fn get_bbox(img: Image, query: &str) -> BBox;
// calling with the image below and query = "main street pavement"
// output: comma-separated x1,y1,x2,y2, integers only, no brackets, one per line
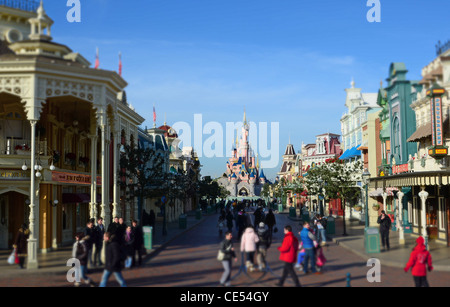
0,208,449,287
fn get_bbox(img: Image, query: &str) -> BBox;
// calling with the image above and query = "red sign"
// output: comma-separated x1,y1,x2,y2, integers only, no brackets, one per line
392,164,409,175
52,171,101,185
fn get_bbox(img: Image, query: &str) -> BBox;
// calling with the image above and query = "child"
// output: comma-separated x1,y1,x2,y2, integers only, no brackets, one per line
404,236,433,287
295,241,306,272
315,244,327,272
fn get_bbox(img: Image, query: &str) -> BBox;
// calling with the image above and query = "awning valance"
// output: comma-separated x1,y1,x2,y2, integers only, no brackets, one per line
407,122,432,143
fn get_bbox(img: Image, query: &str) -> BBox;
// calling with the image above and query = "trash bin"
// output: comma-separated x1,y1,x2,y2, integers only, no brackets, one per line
325,216,335,235
143,226,153,250
365,227,380,253
302,213,310,223
289,206,296,218
278,203,284,213
179,214,187,229
196,209,202,220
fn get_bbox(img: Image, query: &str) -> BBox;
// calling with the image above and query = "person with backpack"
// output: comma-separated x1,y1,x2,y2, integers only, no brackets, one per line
404,236,433,287
99,232,127,287
218,231,237,287
72,233,94,287
377,210,392,251
256,222,271,271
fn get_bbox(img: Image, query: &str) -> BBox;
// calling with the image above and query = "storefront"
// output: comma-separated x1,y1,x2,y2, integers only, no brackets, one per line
371,171,450,246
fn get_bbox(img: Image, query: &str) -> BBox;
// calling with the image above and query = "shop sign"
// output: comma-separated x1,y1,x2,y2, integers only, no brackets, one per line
392,164,409,175
52,171,101,185
0,169,30,180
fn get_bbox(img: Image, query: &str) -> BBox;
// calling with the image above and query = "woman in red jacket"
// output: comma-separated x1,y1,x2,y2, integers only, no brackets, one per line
275,225,301,287
404,236,433,287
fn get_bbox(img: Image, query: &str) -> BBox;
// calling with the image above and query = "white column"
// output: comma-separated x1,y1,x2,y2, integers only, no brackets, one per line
397,190,405,245
27,120,39,269
89,135,98,219
112,133,119,219
382,191,388,212
100,123,110,228
418,187,429,249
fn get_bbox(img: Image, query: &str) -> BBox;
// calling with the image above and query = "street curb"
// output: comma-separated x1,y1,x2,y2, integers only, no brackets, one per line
143,215,212,263
330,236,450,272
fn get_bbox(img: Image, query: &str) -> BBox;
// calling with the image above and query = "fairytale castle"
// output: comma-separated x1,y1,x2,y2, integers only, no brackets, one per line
218,111,266,198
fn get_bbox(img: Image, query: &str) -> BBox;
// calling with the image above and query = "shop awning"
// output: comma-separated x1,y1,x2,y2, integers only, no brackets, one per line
407,122,432,143
62,193,100,204
339,148,352,160
340,145,361,160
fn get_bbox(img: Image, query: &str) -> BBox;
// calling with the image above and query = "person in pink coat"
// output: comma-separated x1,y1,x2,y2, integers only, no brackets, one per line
404,236,433,287
240,227,259,272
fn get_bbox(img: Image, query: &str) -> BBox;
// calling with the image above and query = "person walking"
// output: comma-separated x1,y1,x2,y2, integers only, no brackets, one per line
377,210,392,251
99,232,127,287
131,220,144,267
93,217,105,267
275,225,301,287
264,209,276,238
256,222,271,271
404,236,433,287
316,215,327,246
72,233,94,287
83,220,96,268
124,226,135,269
300,222,321,275
13,223,30,269
240,226,259,272
219,231,238,287
236,210,247,239
226,210,234,233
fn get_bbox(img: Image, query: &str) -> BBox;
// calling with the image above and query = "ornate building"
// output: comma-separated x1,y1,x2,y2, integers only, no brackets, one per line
0,1,146,268
218,112,265,198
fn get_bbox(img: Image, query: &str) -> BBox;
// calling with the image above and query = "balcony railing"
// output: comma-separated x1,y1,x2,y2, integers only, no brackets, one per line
0,0,39,12
0,138,47,156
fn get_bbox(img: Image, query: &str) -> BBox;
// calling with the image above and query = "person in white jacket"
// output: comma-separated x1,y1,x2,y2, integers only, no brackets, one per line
240,227,259,272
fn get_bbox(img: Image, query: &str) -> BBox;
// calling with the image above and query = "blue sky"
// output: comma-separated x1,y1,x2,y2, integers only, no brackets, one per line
43,0,450,180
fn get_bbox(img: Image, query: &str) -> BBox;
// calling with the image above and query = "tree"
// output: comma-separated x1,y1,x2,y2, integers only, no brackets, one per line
305,159,363,235
119,143,167,222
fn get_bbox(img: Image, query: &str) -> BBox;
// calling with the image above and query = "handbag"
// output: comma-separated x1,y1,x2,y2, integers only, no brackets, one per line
217,250,225,261
14,250,19,264
7,250,15,265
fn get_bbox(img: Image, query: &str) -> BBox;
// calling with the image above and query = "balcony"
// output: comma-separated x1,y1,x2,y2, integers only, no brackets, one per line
0,138,47,156
0,0,39,12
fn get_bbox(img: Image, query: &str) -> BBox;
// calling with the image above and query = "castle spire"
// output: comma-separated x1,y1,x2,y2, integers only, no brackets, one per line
243,107,247,124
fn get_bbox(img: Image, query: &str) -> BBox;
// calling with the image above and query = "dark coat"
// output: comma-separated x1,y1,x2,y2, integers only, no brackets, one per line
226,212,234,229
94,224,105,246
75,240,89,266
132,226,144,249
14,228,30,256
83,227,95,249
107,222,119,235
264,211,276,228
105,240,122,272
257,227,271,250
377,215,392,232
219,239,236,261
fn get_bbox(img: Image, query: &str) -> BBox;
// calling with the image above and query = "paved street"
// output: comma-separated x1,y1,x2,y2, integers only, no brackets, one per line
0,210,449,287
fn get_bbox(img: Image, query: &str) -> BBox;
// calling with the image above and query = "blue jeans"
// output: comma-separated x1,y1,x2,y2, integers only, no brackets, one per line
319,229,327,243
220,260,232,286
80,265,90,281
99,270,127,287
303,248,316,273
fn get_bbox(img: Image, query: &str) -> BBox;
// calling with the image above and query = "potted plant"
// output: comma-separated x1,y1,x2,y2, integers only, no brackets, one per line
79,156,90,167
15,144,30,155
354,205,363,212
372,204,380,211
65,152,76,166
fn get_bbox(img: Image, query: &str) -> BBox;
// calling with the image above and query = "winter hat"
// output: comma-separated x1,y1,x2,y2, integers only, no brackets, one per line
259,222,265,228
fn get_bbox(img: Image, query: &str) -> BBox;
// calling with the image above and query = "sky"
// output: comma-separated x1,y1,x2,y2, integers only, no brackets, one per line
40,0,450,180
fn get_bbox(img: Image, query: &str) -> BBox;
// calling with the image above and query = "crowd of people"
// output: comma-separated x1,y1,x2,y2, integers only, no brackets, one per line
71,216,145,287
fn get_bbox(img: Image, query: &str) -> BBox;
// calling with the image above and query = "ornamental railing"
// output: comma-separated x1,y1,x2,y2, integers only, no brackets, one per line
0,0,39,12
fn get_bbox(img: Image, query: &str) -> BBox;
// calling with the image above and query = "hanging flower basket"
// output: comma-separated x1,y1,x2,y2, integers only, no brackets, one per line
15,144,30,155
372,204,380,211
354,206,362,212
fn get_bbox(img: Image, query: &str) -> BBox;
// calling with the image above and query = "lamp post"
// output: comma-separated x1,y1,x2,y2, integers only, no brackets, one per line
362,168,371,229
318,178,324,216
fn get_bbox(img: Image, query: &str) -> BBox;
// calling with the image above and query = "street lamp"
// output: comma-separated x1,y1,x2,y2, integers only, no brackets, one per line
318,178,324,216
362,168,371,229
